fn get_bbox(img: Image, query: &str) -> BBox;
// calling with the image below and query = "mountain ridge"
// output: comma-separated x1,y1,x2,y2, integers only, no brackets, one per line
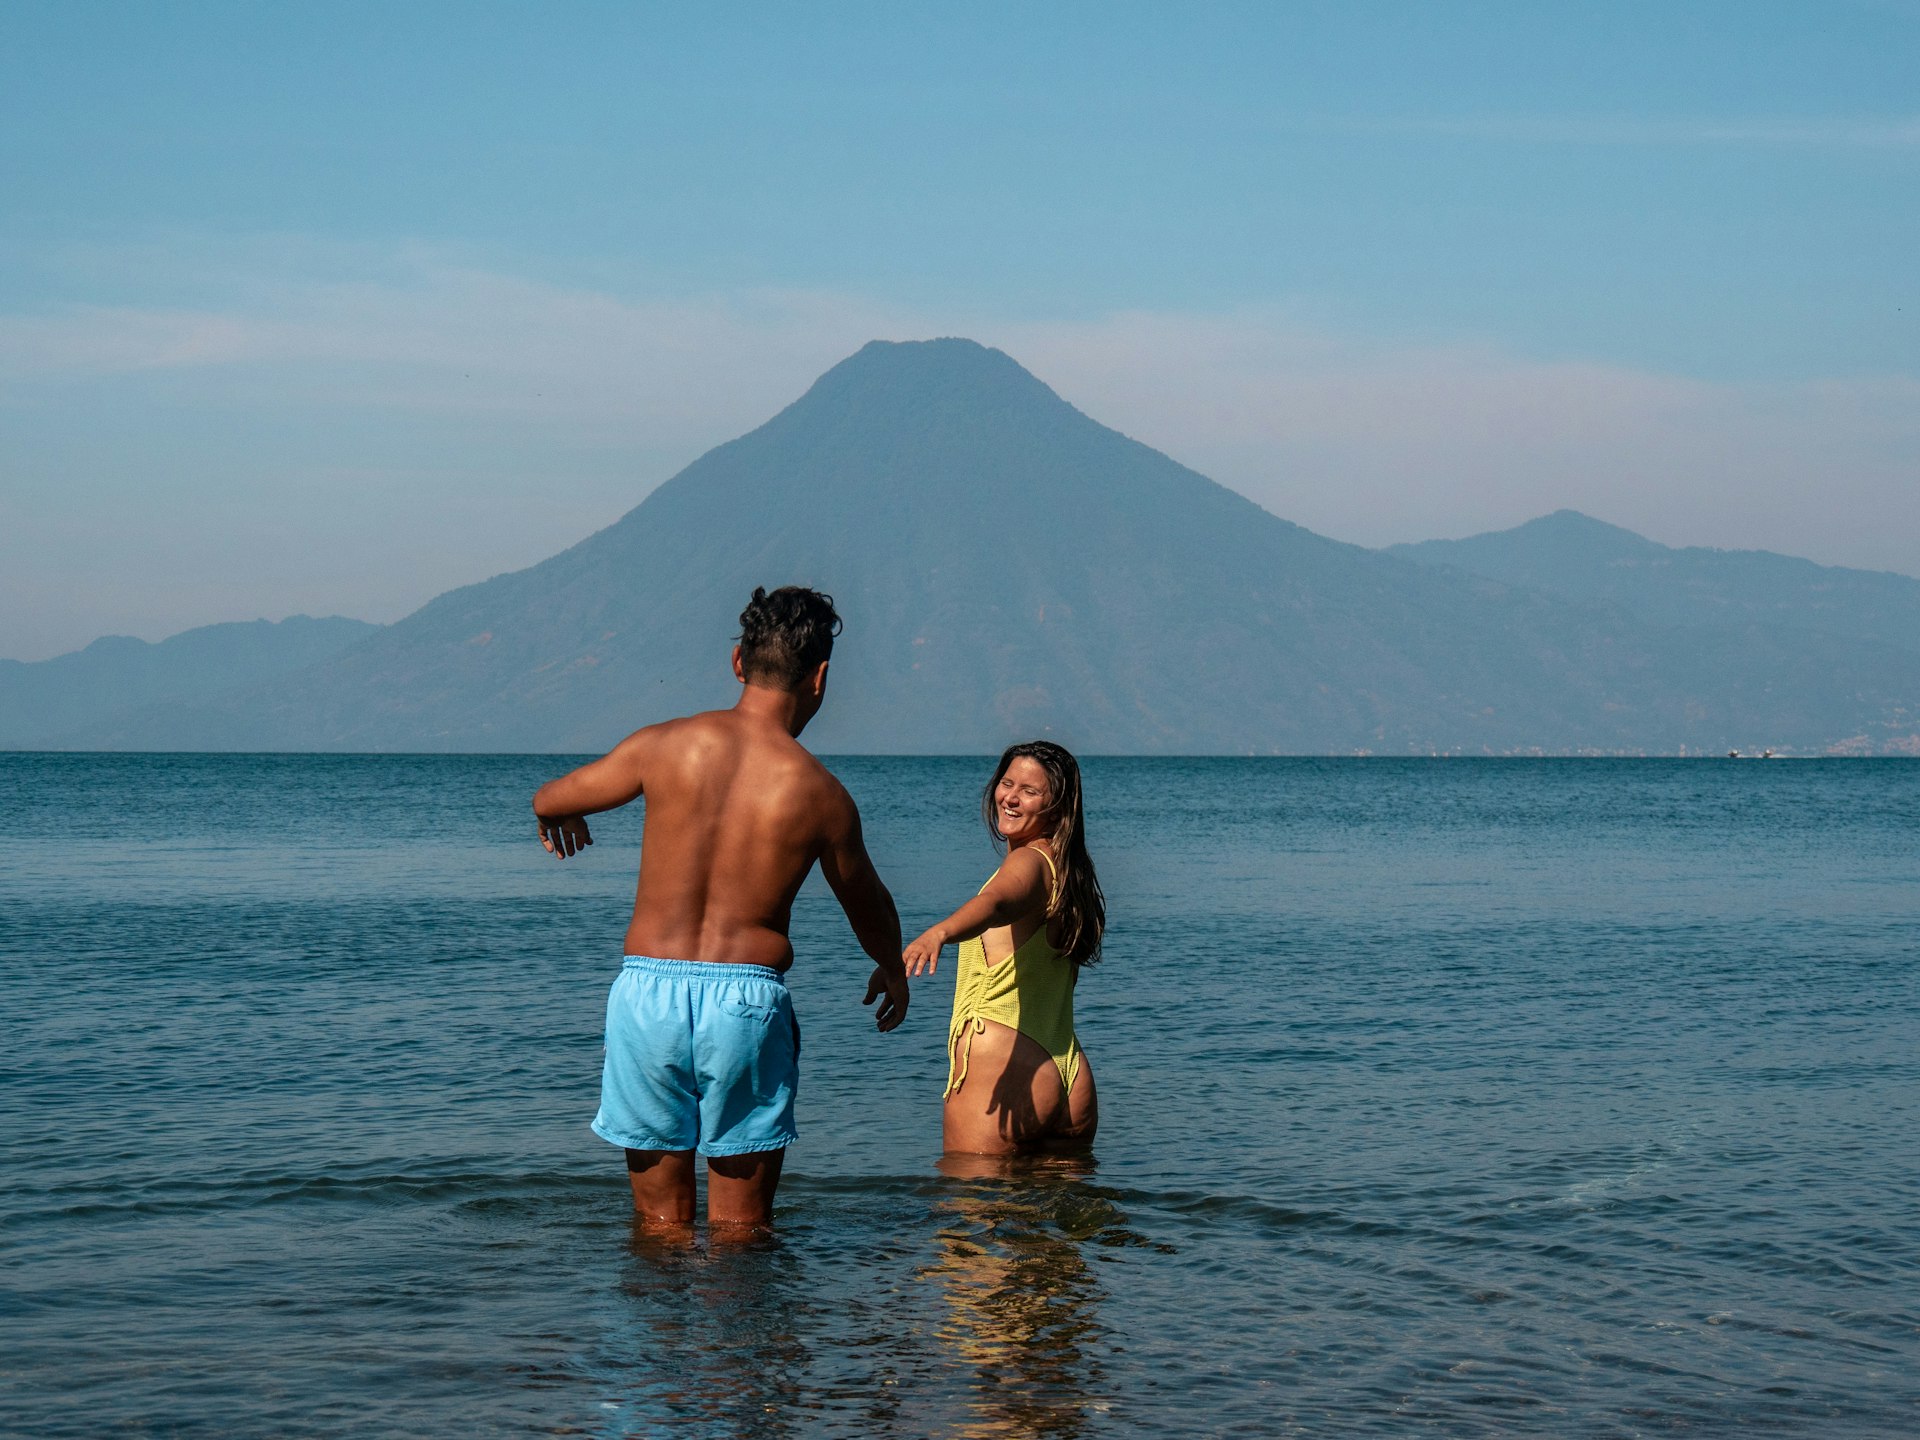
13,339,1920,755
0,615,381,749
1392,510,1920,654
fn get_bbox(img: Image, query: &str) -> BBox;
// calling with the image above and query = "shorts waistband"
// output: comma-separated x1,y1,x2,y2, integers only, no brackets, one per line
622,955,788,985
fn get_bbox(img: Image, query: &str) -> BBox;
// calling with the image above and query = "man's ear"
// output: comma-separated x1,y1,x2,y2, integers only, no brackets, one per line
807,659,830,699
732,645,747,684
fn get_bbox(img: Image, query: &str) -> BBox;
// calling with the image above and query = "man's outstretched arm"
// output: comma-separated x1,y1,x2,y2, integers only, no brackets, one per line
530,729,651,859
818,789,908,1032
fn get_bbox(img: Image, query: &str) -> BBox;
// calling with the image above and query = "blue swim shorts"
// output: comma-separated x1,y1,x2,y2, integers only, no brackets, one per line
591,956,800,1157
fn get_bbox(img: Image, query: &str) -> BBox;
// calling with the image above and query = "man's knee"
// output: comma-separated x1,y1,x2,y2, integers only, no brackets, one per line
707,1148,784,1184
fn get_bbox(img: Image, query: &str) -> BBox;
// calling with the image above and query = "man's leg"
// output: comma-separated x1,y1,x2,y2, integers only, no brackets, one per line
706,1149,785,1229
625,1147,697,1224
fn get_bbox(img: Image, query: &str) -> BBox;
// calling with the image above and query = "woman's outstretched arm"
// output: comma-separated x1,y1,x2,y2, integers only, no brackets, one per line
902,847,1051,976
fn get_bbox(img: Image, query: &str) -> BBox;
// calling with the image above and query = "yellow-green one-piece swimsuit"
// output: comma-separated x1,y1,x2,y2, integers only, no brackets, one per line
944,847,1082,1097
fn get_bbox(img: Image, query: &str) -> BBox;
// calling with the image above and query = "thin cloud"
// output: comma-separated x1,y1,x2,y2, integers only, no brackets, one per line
1005,310,1920,575
1296,113,1920,148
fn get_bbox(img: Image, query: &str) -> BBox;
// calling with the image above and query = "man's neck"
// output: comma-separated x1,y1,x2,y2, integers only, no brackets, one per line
734,682,810,737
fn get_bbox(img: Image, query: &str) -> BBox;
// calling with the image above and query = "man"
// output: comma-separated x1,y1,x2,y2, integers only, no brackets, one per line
532,586,907,1229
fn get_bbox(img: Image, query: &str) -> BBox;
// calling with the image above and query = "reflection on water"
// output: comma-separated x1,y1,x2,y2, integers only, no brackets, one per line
591,1159,1163,1439
922,1155,1155,1439
603,1225,811,1439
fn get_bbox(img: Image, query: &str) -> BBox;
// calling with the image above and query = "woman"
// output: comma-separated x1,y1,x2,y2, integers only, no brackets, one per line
903,740,1106,1154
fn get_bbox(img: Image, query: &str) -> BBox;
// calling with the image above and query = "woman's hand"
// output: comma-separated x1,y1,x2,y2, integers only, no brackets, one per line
902,927,947,976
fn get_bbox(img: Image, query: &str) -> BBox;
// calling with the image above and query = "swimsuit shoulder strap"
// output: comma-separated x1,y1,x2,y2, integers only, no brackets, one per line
1024,845,1060,908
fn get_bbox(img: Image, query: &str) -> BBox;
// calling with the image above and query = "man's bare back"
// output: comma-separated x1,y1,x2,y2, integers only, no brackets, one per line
536,705,895,977
531,588,905,1229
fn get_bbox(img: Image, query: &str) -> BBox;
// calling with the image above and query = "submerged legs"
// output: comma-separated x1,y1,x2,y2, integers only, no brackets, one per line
623,1146,785,1230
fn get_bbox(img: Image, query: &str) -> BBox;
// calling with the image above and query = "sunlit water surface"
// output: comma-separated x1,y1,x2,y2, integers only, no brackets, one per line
3,755,1917,1437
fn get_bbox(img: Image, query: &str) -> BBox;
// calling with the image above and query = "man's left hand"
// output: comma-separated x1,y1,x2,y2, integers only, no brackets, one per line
863,965,909,1032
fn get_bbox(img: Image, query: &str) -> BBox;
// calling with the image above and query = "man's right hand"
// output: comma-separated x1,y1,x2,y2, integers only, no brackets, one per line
862,966,909,1032
537,814,593,858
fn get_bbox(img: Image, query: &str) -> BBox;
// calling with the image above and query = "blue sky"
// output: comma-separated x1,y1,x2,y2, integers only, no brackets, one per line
3,0,1916,658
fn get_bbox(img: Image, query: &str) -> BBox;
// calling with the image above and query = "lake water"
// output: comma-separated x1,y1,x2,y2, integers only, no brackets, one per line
3,754,1917,1437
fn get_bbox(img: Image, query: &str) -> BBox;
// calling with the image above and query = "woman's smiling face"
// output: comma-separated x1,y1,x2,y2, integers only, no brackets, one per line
993,756,1053,845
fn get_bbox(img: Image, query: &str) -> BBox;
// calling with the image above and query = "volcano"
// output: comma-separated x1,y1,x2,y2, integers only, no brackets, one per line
66,338,1920,754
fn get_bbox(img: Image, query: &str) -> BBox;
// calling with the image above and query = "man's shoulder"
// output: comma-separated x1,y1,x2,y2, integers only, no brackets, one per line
631,708,741,754
809,760,854,809
778,739,848,806
655,710,842,792
761,740,853,823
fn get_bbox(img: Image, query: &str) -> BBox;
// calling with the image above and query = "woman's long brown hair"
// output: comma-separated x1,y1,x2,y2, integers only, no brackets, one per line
980,740,1106,966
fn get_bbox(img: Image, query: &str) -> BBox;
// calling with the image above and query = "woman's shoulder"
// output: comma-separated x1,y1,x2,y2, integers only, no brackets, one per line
1008,840,1058,868
1008,842,1060,899
993,843,1056,885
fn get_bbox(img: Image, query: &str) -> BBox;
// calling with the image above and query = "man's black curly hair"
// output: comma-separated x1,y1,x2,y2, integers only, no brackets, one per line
737,586,842,690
